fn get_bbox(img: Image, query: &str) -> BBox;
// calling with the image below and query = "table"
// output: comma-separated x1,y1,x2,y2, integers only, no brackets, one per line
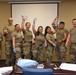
2,71,13,75
13,63,76,75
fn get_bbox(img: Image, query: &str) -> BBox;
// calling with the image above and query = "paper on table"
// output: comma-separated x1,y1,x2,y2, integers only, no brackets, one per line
37,64,44,69
0,66,13,74
59,63,76,71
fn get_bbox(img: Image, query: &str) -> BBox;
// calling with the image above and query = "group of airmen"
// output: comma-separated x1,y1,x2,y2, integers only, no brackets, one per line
0,16,76,70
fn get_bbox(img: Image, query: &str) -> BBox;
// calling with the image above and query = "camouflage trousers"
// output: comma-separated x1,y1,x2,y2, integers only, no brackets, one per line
70,44,76,63
0,42,2,59
31,44,37,60
32,43,44,62
46,45,54,63
5,41,14,66
15,43,22,63
14,43,22,70
56,42,66,63
23,42,32,59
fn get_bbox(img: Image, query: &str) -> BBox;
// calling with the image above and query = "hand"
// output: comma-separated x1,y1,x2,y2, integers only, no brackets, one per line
52,43,56,47
22,15,28,21
32,40,35,44
33,18,37,24
65,43,68,48
4,30,8,34
55,16,59,20
54,16,59,26
0,39,2,41
45,44,48,48
54,20,58,27
58,40,62,43
13,48,16,53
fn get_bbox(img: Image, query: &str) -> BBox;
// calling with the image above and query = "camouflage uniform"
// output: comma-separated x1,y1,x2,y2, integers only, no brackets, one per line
32,34,45,62
69,27,76,63
0,32,3,59
12,31,23,63
56,28,68,63
3,24,14,66
23,30,33,59
31,43,37,60
46,33,55,63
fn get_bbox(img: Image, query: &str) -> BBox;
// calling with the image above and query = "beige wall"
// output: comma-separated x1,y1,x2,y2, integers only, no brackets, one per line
0,2,10,59
59,0,76,30
0,0,76,61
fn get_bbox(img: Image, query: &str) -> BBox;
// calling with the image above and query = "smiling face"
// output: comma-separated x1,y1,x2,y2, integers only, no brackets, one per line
38,26,43,34
72,19,76,27
59,22,65,29
8,18,13,25
15,24,20,32
45,26,51,36
47,27,51,34
59,24,64,29
25,22,31,30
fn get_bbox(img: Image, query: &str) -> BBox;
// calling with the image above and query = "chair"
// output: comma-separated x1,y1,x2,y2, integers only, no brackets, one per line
22,68,53,75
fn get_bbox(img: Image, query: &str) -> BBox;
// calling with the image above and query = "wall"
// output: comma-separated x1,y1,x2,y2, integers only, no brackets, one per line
59,0,76,30
0,1,10,59
0,0,76,62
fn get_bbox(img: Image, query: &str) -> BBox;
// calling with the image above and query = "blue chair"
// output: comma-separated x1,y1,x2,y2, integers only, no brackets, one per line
22,68,53,75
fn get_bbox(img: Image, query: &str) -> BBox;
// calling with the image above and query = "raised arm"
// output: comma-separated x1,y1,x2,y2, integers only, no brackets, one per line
21,18,25,30
32,18,37,34
51,16,59,26
51,16,59,29
51,29,56,34
21,15,28,30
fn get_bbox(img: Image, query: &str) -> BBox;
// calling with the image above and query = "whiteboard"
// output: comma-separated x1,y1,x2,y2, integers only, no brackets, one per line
12,3,58,34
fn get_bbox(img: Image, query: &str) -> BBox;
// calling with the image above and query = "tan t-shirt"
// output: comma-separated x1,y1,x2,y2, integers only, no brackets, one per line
23,29,33,42
3,24,14,41
56,28,68,41
35,34,45,45
69,27,76,43
46,33,55,45
12,31,23,43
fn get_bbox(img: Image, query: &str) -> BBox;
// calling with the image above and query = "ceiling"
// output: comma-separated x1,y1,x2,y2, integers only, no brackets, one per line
0,0,61,1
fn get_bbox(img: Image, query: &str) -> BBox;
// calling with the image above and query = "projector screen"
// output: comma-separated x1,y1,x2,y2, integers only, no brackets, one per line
12,3,58,36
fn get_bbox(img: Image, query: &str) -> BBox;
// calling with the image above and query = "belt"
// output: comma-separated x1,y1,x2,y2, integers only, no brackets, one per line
16,42,22,43
24,41,32,43
71,43,76,45
55,39,57,41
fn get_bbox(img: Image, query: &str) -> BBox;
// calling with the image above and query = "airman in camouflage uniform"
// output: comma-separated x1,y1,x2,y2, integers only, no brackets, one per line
45,26,56,63
52,21,68,63
3,18,14,66
32,21,45,62
21,18,34,59
12,24,23,70
23,29,33,59
66,19,76,63
33,34,45,62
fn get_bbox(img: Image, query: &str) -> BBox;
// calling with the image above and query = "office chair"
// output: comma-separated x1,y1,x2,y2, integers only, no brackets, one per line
22,68,53,75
